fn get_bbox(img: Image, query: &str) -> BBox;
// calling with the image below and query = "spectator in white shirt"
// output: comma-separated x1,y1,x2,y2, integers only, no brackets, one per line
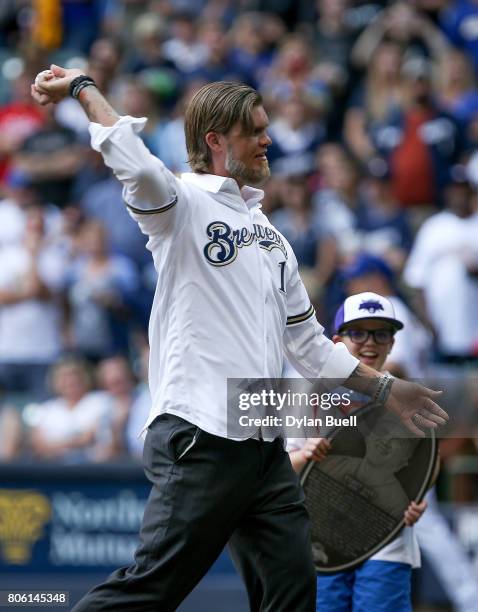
0,169,63,248
94,355,139,461
404,170,478,363
29,357,109,463
0,205,67,398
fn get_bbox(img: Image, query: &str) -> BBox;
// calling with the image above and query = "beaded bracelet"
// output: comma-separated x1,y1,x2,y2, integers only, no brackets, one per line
69,75,97,100
372,373,394,405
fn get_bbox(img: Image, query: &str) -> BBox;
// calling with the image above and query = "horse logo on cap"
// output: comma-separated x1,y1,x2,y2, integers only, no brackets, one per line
359,300,384,314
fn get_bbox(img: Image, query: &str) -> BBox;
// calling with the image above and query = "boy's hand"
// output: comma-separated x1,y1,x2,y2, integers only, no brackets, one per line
303,438,331,462
403,500,427,526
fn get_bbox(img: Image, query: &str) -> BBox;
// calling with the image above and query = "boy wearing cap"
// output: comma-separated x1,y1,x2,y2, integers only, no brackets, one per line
288,291,427,612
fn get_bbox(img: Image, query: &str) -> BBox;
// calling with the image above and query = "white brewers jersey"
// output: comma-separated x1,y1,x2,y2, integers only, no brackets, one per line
90,116,359,439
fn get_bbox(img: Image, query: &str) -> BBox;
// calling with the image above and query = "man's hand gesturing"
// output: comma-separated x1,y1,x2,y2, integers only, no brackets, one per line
31,64,85,105
386,378,448,437
348,364,449,438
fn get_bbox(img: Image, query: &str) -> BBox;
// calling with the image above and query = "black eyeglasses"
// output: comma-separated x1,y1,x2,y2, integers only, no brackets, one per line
339,328,395,345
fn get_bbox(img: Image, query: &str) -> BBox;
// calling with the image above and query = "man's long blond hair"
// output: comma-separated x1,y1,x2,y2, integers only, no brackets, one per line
184,81,262,174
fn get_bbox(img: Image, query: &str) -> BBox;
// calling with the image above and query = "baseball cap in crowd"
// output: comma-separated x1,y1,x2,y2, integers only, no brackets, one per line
342,253,395,284
6,168,34,189
333,292,404,334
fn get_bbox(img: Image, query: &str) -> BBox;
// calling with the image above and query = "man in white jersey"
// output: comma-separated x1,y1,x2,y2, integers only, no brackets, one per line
32,66,448,612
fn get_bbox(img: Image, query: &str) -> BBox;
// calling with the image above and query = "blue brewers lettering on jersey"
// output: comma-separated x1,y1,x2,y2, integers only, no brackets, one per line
204,221,288,266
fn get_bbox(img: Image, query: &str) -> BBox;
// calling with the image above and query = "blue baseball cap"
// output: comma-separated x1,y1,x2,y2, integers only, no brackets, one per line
6,169,34,189
334,292,403,334
343,253,395,283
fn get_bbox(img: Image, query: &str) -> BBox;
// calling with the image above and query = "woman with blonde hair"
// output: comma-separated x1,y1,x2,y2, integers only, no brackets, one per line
437,48,478,122
344,40,405,162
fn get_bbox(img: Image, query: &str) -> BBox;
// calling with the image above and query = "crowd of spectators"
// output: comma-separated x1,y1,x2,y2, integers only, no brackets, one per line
0,0,477,483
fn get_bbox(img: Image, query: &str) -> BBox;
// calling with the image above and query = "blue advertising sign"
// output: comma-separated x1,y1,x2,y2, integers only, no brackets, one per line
0,464,150,574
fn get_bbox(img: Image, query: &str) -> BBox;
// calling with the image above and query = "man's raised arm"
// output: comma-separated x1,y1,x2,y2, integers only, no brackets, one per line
32,66,180,232
32,65,119,126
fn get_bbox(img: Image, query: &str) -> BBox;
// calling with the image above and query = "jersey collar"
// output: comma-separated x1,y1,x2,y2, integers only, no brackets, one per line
181,172,264,211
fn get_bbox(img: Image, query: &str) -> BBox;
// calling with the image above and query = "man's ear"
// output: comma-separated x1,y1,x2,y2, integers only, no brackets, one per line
387,337,395,354
332,334,341,345
205,131,224,153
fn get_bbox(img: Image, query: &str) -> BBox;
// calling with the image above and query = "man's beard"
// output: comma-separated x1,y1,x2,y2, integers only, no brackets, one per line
225,147,270,187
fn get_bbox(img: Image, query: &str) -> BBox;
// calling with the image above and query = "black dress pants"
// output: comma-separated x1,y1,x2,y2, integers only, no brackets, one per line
71,414,316,612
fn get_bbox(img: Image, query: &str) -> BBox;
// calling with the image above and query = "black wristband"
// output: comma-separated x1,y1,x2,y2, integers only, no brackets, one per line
69,75,97,99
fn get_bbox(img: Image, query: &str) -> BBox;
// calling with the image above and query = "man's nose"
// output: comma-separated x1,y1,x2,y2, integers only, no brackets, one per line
261,131,272,147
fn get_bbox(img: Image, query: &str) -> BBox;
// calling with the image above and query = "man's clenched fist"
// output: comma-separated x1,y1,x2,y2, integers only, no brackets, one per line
31,64,85,105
